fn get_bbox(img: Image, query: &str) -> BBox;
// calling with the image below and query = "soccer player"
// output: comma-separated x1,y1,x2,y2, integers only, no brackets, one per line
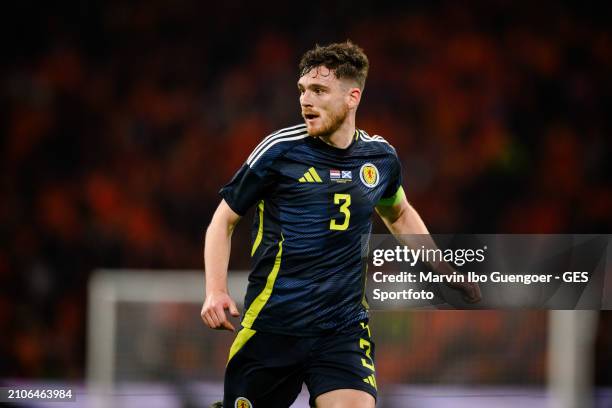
201,41,481,408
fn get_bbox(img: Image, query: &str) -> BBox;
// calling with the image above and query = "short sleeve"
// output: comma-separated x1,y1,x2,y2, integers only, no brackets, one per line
219,124,307,215
219,164,272,216
381,153,403,198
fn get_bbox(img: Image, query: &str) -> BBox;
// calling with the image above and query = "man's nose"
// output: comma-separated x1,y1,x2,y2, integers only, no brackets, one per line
300,91,312,107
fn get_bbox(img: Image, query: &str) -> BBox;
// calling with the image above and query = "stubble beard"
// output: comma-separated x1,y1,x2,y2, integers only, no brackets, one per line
306,104,349,138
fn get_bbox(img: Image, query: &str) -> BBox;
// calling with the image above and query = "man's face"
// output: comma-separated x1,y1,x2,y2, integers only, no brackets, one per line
298,66,352,137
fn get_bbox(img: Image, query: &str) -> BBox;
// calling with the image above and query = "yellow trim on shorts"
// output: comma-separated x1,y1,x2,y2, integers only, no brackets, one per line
227,327,256,364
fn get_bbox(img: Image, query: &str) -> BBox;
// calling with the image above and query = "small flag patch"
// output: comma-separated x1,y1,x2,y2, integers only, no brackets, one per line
330,169,352,183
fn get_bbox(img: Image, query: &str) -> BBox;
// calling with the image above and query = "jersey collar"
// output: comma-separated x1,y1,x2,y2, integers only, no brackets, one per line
309,129,359,156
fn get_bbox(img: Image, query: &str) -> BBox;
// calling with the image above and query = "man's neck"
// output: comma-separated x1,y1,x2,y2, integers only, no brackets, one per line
318,118,355,149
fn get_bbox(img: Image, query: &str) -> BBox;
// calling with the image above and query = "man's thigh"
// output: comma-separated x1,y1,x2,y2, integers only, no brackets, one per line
314,389,375,408
305,321,377,407
224,328,309,408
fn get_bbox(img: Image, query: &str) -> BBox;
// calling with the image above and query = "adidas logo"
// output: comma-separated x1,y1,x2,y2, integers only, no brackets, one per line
363,374,377,389
299,167,322,183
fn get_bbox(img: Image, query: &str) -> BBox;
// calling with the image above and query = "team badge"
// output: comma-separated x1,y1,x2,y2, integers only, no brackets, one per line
235,397,252,408
359,163,379,188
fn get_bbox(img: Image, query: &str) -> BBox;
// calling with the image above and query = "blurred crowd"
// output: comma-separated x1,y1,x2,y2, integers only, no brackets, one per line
1,1,610,382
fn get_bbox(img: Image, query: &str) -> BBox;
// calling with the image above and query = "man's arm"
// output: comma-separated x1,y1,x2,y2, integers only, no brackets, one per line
375,189,481,303
201,199,242,331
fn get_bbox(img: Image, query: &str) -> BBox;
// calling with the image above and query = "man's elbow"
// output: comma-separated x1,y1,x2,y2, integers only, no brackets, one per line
388,202,410,226
209,204,241,235
207,216,235,237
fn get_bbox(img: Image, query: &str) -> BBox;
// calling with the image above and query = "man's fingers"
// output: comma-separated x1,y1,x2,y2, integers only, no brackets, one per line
201,295,239,331
213,307,235,332
213,305,235,331
473,283,482,301
207,313,218,328
202,311,215,328
222,319,236,331
467,284,482,303
229,301,240,317
209,308,221,328
200,306,211,327
450,282,482,303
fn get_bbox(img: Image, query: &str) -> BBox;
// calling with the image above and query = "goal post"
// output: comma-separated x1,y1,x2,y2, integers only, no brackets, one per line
86,269,250,407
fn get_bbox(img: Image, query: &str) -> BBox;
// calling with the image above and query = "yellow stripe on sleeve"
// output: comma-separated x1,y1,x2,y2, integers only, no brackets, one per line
251,201,264,256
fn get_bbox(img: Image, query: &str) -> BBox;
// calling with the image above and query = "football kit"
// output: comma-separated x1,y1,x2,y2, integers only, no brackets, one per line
219,123,403,406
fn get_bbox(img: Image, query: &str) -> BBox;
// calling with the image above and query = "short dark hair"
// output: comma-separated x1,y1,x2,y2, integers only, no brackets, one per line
299,41,369,89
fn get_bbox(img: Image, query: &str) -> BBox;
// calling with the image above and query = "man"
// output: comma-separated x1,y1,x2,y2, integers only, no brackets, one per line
201,41,480,408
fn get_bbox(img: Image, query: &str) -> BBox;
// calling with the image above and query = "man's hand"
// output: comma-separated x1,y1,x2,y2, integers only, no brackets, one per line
447,280,482,304
201,291,240,331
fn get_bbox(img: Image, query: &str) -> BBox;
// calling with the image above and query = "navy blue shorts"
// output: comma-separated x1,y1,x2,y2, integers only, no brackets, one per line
223,321,377,407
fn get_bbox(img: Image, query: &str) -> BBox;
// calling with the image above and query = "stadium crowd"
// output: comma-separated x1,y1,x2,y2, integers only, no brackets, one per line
1,0,610,384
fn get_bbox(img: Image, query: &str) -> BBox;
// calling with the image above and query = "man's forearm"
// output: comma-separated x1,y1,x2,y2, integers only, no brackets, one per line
204,218,234,295
384,201,429,236
383,202,452,273
384,202,436,254
201,200,242,330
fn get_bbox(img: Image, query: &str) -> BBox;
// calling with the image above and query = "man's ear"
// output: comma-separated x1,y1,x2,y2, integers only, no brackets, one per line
347,87,362,109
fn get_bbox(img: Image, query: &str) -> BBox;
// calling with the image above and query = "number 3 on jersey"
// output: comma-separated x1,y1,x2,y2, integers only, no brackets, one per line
330,193,351,230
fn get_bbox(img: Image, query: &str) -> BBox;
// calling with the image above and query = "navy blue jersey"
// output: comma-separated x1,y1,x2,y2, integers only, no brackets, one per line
220,123,402,336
